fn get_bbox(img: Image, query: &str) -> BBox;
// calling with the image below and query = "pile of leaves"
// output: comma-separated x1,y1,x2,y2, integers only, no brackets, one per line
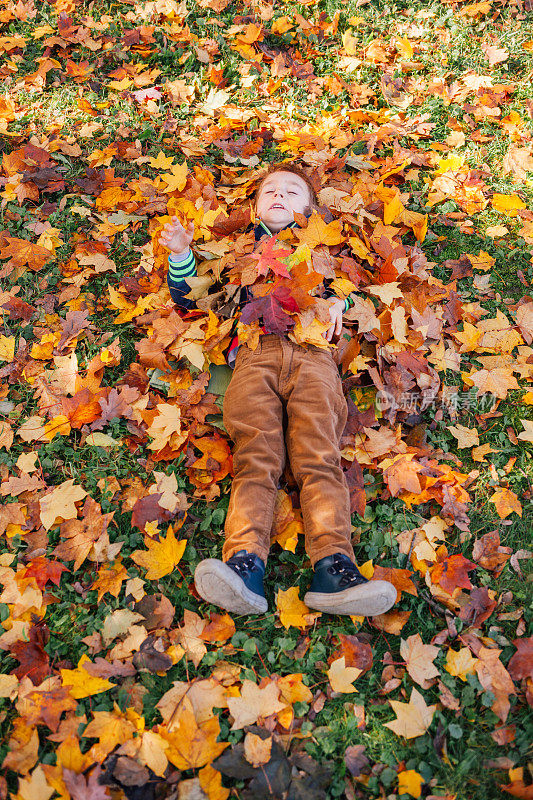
0,0,532,797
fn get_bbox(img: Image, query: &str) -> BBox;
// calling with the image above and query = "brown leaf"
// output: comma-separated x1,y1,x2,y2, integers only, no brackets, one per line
475,646,516,722
334,634,373,674
57,308,93,353
134,593,175,630
344,744,369,778
508,637,533,682
459,587,497,627
63,767,111,800
53,497,113,570
472,532,512,575
113,757,150,787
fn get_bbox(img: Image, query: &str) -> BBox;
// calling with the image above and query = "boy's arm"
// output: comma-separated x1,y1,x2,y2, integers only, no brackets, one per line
323,279,357,314
160,216,197,310
167,248,197,310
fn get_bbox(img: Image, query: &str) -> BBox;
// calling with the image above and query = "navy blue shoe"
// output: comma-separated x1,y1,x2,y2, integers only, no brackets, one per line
194,550,268,614
304,553,396,617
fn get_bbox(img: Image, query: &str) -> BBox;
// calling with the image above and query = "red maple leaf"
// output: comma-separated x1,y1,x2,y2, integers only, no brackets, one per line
431,554,477,594
241,286,299,335
9,622,51,683
21,556,68,590
251,236,292,278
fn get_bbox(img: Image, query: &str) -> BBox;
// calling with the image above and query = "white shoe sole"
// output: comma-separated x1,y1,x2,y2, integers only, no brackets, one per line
304,580,396,617
194,559,268,615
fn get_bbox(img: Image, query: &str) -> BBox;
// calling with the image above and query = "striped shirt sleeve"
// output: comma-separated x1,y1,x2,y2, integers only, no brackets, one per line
343,294,356,313
167,248,197,309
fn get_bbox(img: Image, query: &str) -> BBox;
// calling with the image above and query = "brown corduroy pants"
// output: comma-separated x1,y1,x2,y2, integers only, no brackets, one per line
222,334,354,566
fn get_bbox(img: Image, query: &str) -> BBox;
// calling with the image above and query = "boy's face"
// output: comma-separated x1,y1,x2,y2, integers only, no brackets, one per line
255,171,313,232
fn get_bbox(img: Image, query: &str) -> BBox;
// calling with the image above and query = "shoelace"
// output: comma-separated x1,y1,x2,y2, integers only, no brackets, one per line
229,555,259,575
327,558,366,588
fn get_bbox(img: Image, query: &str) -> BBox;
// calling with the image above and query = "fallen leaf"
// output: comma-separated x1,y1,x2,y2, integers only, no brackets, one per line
398,769,424,798
39,480,87,531
276,586,321,629
131,527,187,580
490,488,523,519
227,679,285,730
243,732,272,767
327,656,361,693
400,634,440,688
384,688,436,739
475,646,516,722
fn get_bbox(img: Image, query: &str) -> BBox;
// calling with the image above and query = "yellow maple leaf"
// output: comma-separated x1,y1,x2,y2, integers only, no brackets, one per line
468,250,495,271
490,488,522,519
445,647,479,681
161,161,188,193
82,707,137,756
400,634,440,688
60,654,116,699
146,403,187,453
329,276,358,298
198,764,229,800
2,718,39,775
289,317,331,349
471,443,497,462
366,282,403,305
342,28,359,56
276,586,321,629
453,321,483,352
148,151,175,170
159,695,228,768
131,527,187,580
468,367,519,399
30,331,61,360
43,415,71,441
327,656,361,693
39,479,87,531
107,76,133,91
157,678,228,726
384,688,436,739
447,424,479,449
14,765,54,800
295,213,344,248
227,679,286,730
276,673,313,705
92,558,128,602
399,208,427,242
374,183,404,224
398,769,424,798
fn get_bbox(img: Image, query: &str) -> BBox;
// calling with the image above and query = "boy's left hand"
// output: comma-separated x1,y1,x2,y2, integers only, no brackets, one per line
325,298,345,342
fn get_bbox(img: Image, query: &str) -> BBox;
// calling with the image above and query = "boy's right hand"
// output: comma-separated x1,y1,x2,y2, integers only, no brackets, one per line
159,216,195,257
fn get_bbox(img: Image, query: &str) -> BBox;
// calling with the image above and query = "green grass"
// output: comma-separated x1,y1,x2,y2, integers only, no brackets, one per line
0,0,533,797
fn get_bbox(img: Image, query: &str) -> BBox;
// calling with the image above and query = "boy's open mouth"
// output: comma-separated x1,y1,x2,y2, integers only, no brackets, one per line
270,203,286,210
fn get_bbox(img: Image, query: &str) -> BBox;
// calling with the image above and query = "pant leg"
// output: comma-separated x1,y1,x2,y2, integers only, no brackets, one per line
283,341,354,566
222,337,285,563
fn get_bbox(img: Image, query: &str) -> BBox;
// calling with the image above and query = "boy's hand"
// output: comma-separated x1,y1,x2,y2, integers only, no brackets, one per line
160,216,195,256
324,297,345,342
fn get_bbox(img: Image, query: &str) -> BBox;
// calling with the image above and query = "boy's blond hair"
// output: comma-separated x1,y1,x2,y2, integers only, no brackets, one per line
254,163,319,211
